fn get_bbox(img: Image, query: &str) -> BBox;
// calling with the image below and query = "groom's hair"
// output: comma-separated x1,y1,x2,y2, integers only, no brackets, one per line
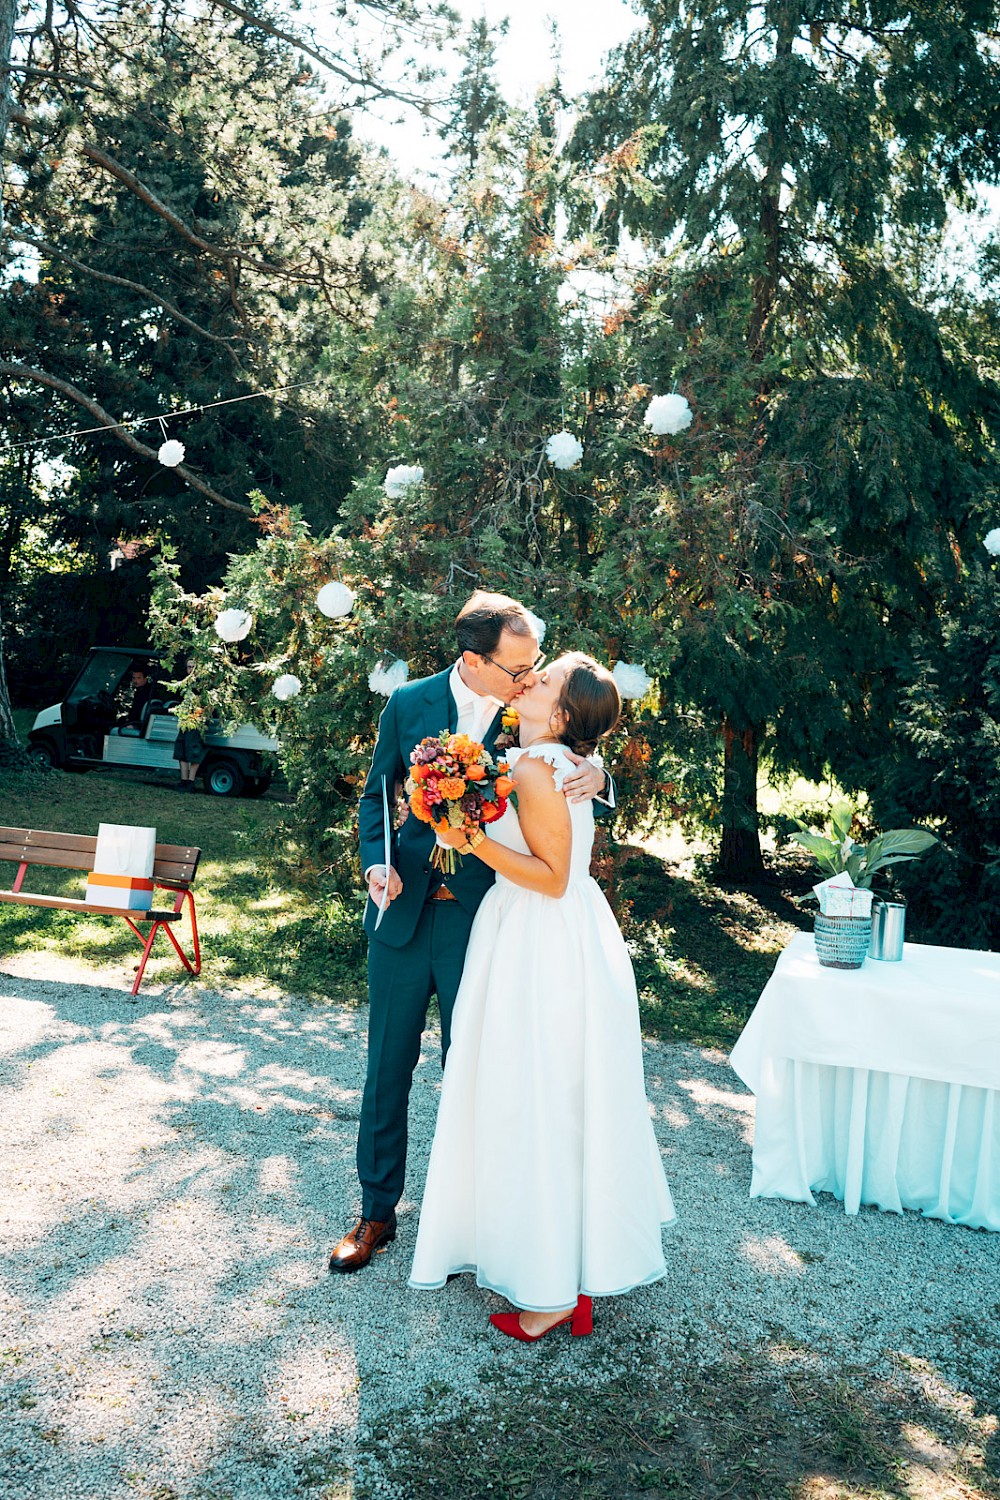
456,592,535,657
555,653,621,755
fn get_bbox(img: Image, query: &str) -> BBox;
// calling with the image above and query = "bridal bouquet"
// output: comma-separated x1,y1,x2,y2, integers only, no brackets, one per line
405,731,514,875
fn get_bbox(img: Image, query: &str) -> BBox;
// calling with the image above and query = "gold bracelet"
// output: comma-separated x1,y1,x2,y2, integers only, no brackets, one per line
463,828,486,854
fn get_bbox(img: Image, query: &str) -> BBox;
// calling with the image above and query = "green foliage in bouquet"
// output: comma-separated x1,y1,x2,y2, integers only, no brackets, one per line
789,800,938,890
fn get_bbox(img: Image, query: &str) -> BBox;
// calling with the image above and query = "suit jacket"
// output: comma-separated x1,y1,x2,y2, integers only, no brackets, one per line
359,669,502,949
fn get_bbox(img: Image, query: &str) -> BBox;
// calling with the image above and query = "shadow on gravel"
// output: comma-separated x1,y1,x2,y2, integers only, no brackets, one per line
1,973,999,1500
0,972,373,1496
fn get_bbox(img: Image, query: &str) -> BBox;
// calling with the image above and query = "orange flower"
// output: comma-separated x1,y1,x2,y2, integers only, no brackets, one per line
409,764,429,781
409,790,431,819
433,817,452,835
480,800,503,824
448,734,481,764
465,764,486,781
494,776,514,798
437,776,467,799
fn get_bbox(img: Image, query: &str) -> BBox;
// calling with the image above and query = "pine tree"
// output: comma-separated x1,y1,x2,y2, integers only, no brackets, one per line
574,0,1000,878
872,560,1000,947
441,17,508,173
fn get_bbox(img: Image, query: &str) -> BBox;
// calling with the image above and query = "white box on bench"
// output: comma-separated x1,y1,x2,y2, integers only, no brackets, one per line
85,823,156,910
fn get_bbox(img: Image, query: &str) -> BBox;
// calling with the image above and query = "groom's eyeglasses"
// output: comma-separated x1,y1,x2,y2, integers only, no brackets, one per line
484,652,547,684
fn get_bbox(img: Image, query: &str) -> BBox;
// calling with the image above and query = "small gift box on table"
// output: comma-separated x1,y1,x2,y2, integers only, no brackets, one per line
812,873,873,970
85,823,156,911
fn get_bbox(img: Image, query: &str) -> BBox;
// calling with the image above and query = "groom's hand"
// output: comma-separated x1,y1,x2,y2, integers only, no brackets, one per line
561,752,607,804
366,865,402,905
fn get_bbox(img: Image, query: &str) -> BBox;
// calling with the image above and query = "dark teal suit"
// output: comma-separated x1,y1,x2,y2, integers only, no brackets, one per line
356,668,503,1219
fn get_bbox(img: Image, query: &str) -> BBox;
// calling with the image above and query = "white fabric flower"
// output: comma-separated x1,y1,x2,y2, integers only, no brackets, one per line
524,610,546,645
384,464,424,498
613,661,653,700
214,608,253,643
316,581,356,618
157,439,186,467
369,658,409,696
643,394,693,436
984,528,1000,556
272,674,302,701
545,431,584,470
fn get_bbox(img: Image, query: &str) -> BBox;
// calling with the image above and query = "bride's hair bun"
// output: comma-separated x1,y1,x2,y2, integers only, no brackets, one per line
554,653,621,755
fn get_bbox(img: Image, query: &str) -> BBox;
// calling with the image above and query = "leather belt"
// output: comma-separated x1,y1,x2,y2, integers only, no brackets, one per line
428,885,457,902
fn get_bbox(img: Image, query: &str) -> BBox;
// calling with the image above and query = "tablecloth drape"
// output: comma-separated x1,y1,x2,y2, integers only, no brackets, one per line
730,933,1000,1229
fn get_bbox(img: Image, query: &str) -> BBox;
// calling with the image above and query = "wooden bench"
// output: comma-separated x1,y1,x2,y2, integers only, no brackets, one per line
0,827,202,997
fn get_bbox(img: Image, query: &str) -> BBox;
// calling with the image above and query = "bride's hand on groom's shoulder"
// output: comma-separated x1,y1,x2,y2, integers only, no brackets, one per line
561,752,605,804
366,865,402,904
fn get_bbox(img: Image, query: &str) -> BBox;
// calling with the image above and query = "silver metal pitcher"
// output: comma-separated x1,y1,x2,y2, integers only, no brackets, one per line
869,899,906,961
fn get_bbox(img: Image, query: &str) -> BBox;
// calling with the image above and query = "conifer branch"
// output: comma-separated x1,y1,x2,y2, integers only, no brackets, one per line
0,361,254,515
18,235,249,359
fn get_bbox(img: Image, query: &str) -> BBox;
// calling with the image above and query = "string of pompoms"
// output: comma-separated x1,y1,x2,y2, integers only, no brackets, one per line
0,379,322,456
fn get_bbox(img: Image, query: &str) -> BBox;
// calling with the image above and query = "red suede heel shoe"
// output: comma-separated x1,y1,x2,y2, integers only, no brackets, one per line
489,1295,593,1343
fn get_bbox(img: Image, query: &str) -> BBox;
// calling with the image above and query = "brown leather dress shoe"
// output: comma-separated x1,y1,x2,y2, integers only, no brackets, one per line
328,1211,397,1273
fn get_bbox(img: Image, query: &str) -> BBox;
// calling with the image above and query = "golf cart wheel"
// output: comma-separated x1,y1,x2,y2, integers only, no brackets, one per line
28,739,60,770
203,758,246,797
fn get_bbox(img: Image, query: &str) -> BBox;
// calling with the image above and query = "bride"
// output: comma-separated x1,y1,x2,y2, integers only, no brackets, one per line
409,652,675,1341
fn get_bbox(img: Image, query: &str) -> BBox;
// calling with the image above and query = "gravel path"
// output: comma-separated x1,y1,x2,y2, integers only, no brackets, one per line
1,953,998,1499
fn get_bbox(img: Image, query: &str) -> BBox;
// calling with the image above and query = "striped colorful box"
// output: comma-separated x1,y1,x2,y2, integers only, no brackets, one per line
85,872,155,911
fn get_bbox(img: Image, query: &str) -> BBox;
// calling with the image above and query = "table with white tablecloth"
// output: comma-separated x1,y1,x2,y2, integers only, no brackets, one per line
729,931,1000,1230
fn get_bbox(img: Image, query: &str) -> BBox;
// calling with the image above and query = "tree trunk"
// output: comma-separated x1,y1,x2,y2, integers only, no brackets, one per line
716,715,765,882
0,0,14,217
1,0,20,745
0,600,17,744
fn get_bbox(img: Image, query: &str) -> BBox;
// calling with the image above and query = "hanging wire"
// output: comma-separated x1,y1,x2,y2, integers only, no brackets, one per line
0,379,322,455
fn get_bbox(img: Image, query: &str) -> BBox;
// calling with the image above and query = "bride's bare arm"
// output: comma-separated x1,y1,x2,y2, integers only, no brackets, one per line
439,756,572,897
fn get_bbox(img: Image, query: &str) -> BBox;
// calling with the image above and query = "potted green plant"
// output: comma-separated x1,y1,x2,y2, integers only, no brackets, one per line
789,801,939,968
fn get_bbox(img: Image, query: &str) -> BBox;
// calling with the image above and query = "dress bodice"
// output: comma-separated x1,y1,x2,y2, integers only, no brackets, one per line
487,743,594,888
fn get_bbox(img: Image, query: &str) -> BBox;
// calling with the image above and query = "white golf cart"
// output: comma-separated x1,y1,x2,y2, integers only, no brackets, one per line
28,646,277,797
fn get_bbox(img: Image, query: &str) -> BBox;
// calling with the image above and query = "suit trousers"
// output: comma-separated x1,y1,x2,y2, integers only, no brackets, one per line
358,897,476,1220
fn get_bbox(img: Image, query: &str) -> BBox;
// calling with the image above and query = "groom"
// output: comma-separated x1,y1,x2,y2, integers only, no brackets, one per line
328,591,613,1272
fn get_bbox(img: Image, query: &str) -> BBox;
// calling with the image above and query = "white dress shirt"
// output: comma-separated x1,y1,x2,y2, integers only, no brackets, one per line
449,660,504,744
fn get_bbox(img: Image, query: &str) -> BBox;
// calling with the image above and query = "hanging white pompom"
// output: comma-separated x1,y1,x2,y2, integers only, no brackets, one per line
316,581,356,618
643,394,693,436
214,608,253,643
544,431,584,470
384,464,424,498
272,674,302,701
524,610,546,645
369,659,409,696
984,529,1000,556
158,439,186,468
613,661,653,700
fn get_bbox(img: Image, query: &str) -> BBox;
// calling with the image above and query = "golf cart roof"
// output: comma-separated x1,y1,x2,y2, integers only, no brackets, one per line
88,646,159,659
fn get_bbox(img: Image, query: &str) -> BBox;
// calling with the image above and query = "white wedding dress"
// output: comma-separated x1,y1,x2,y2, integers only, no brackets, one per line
409,742,676,1311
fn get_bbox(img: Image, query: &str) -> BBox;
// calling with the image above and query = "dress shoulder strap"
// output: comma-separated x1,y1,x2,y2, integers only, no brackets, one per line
510,742,573,791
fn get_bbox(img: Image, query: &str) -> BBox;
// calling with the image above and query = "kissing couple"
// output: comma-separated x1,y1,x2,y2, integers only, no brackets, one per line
329,591,675,1342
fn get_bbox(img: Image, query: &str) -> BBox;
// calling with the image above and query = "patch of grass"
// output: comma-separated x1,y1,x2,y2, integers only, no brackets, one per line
357,1345,1000,1500
0,750,811,1029
0,763,367,1001
608,844,809,1047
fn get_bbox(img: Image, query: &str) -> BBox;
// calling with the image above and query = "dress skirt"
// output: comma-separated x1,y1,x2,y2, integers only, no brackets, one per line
409,867,676,1311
